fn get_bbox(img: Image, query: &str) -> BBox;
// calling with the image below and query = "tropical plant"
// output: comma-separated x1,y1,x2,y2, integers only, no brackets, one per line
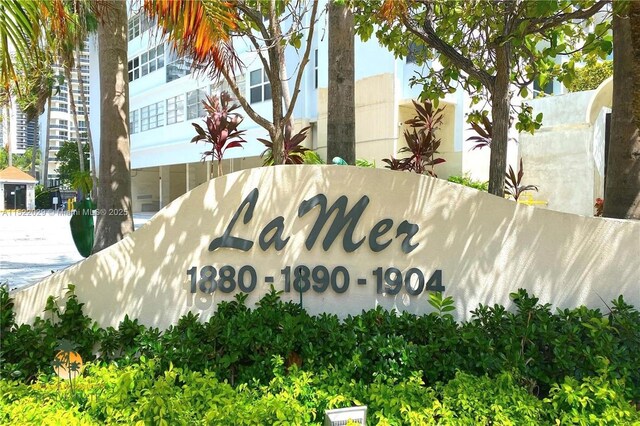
0,147,39,172
55,141,89,189
144,0,320,165
467,113,493,151
448,174,488,191
260,126,311,165
355,158,375,168
191,92,246,178
566,59,613,92
354,0,612,197
303,150,325,165
383,100,446,176
504,159,538,201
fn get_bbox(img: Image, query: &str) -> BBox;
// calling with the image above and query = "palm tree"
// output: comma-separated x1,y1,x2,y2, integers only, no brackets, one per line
92,0,134,253
51,3,86,186
327,0,355,165
0,1,44,95
75,44,97,194
604,6,640,219
2,1,135,249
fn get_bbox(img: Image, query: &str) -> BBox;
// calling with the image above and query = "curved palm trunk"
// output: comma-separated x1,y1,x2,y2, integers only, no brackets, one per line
604,11,640,219
631,1,640,130
64,65,85,179
327,1,355,165
43,97,52,187
93,0,134,253
75,51,98,196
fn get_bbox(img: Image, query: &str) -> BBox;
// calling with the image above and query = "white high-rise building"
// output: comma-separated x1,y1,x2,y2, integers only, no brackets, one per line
39,45,91,188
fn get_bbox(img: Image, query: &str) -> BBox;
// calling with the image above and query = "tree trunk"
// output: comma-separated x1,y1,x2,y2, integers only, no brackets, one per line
30,118,37,178
93,1,134,253
265,0,288,165
488,45,511,198
75,48,98,197
43,97,52,187
631,1,640,130
64,65,85,177
603,12,640,219
327,1,355,165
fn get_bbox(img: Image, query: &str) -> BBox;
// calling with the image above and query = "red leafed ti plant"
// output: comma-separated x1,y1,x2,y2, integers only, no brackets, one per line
504,159,539,201
467,113,493,151
383,100,446,176
191,91,246,178
259,125,311,165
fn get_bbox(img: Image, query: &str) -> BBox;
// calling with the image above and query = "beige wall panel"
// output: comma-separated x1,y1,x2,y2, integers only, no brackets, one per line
520,126,593,215
170,166,186,203
131,168,159,213
11,166,639,330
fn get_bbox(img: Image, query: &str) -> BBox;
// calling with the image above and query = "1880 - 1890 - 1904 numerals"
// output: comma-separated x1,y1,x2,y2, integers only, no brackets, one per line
187,265,444,295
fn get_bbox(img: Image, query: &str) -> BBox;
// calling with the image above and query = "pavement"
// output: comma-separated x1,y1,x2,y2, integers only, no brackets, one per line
0,211,157,291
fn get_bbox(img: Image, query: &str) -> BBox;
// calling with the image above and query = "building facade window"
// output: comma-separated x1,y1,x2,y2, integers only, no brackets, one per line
249,69,271,103
51,103,68,113
166,94,185,125
187,89,207,119
140,101,164,131
128,57,140,82
141,44,165,77
128,14,141,41
130,109,139,134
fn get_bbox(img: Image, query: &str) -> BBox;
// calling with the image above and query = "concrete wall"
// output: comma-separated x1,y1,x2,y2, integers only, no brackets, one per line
316,73,399,163
520,81,612,216
11,166,639,329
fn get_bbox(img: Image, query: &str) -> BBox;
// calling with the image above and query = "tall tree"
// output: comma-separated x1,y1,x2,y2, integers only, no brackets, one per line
354,0,610,196
145,0,320,165
52,2,87,184
43,96,52,186
75,45,97,194
92,0,134,253
327,0,355,165
603,3,640,219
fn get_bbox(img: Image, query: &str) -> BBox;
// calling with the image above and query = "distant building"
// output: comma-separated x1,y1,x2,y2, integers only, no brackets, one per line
1,101,39,157
39,44,91,188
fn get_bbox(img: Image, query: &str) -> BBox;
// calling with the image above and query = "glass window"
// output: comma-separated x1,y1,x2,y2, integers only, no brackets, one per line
130,110,139,134
187,89,206,119
128,57,140,82
128,14,141,41
140,102,164,131
249,69,271,103
140,45,165,77
166,95,184,125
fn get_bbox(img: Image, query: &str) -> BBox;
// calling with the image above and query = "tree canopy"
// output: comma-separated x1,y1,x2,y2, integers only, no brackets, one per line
353,0,611,196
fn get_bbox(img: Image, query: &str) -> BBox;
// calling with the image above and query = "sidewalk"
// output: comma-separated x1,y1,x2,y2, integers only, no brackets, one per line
0,211,157,291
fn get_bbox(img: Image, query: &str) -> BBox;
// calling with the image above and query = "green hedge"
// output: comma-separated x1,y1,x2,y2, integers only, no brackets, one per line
1,360,638,425
1,285,639,424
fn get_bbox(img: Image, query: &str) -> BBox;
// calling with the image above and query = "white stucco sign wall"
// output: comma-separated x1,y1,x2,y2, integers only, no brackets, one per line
11,166,640,329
